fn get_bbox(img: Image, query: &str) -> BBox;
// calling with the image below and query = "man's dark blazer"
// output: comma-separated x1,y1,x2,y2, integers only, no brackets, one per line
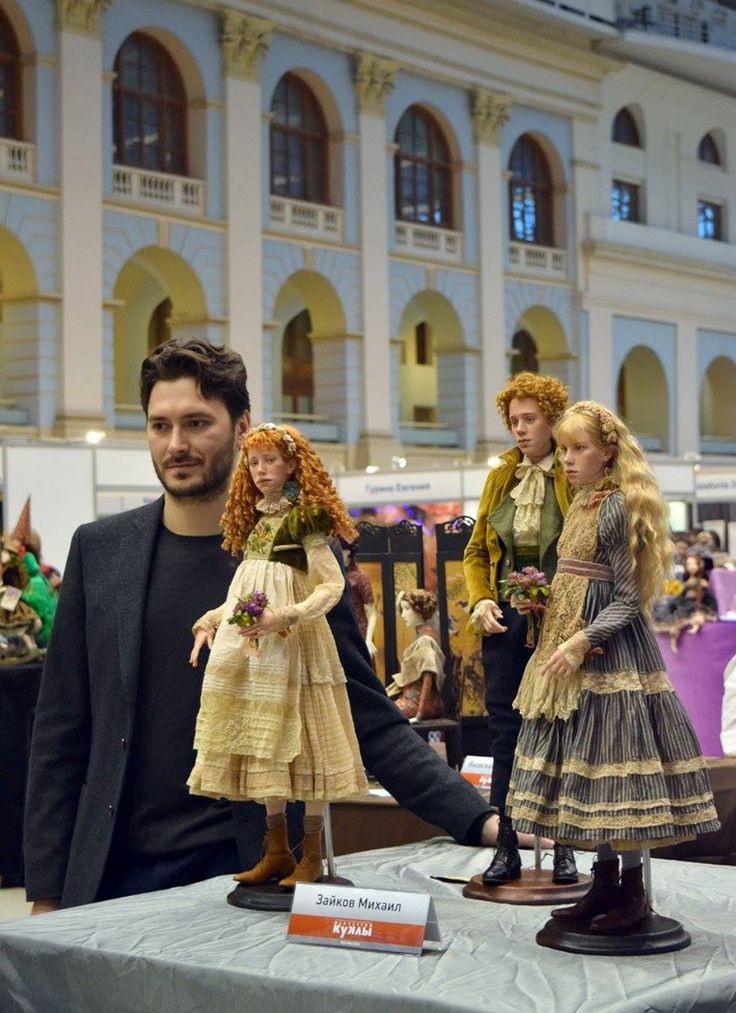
24,499,490,907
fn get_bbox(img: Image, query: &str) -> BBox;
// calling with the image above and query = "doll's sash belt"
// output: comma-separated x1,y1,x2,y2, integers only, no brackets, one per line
557,558,614,581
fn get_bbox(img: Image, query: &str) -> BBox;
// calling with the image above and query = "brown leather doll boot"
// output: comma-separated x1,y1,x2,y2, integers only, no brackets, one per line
279,830,324,887
233,824,296,884
551,857,620,923
590,863,649,933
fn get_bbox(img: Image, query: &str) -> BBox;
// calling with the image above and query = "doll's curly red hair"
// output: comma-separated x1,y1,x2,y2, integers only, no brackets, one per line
496,371,569,429
221,423,357,555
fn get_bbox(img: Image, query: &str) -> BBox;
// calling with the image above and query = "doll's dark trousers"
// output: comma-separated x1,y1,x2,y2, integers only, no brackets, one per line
482,604,531,811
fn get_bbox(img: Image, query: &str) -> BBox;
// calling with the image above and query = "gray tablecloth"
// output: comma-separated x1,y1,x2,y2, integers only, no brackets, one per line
1,840,735,1012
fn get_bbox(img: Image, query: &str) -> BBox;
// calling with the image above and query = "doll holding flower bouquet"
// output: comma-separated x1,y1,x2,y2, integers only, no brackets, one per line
188,423,367,887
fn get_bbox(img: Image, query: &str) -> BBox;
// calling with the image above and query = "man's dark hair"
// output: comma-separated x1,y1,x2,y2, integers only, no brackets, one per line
140,338,250,421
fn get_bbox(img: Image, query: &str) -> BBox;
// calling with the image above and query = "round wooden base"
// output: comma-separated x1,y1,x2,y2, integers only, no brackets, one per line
226,873,354,912
536,912,691,956
463,869,591,906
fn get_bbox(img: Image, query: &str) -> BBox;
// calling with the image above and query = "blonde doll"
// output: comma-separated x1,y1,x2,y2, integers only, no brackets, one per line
188,423,367,887
507,402,719,933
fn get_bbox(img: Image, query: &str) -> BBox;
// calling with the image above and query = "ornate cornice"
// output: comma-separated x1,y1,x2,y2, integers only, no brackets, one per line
472,87,511,144
354,52,398,115
221,10,273,81
56,0,110,36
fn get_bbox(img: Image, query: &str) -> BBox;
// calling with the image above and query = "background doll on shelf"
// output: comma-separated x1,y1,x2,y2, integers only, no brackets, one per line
386,589,445,722
340,539,378,662
188,422,367,888
652,549,719,651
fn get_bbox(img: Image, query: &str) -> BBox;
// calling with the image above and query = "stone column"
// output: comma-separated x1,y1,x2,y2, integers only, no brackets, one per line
353,52,399,470
54,0,106,436
221,10,273,416
586,305,614,405
473,87,511,457
675,319,699,457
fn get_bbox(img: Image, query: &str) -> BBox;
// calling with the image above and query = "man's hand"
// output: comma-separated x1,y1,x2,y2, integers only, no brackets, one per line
31,898,61,916
480,814,553,850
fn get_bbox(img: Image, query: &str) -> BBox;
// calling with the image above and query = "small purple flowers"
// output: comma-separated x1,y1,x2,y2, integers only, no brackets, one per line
229,591,269,626
502,567,550,648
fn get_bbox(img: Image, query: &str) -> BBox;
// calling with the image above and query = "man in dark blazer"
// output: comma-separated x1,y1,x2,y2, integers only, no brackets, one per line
25,339,495,912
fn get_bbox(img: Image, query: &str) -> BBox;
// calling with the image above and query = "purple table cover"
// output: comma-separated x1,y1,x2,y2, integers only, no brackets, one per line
657,622,736,757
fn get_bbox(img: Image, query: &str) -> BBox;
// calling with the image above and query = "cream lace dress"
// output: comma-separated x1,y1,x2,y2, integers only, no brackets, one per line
187,499,367,802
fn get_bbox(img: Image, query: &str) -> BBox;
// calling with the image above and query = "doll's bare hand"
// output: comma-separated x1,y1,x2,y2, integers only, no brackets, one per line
241,607,291,638
540,648,574,679
190,627,213,667
366,639,377,658
476,601,507,635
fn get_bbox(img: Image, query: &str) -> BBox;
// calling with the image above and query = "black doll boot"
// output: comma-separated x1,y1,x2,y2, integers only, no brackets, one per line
233,824,296,885
552,844,579,883
551,858,619,923
590,863,649,934
482,814,522,885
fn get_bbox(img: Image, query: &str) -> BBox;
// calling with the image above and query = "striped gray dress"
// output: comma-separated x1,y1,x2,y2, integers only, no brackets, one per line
507,489,719,850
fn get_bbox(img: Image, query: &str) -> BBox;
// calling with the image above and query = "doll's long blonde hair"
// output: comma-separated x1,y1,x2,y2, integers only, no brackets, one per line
556,402,672,611
221,423,357,555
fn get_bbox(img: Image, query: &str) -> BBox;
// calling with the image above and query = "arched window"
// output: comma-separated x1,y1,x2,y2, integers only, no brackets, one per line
611,108,641,148
395,106,452,228
282,309,314,415
698,133,721,166
0,9,21,140
270,74,328,204
113,33,187,175
511,330,538,374
508,135,553,246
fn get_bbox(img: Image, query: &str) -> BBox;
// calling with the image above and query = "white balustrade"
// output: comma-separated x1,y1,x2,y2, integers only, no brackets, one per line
508,241,567,279
269,196,343,241
0,139,34,182
394,221,463,263
112,165,205,214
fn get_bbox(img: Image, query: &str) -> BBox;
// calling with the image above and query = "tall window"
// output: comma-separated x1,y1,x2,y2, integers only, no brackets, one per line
113,33,187,175
511,330,538,374
697,200,723,241
270,74,327,203
611,179,642,223
508,135,553,246
698,133,721,166
0,9,21,140
282,309,314,415
611,108,641,147
415,322,433,365
147,297,172,351
395,106,452,228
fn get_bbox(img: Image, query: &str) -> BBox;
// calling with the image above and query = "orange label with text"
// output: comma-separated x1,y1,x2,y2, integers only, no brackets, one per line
461,771,493,788
460,755,494,790
288,913,425,950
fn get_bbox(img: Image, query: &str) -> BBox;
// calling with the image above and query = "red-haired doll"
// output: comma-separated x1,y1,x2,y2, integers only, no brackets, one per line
188,423,366,886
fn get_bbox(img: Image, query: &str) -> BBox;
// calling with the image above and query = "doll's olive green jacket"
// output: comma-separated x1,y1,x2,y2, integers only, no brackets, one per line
463,447,572,611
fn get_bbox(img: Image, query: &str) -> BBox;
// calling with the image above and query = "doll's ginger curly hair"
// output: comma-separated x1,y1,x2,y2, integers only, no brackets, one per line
496,372,569,429
556,401,673,610
221,423,357,555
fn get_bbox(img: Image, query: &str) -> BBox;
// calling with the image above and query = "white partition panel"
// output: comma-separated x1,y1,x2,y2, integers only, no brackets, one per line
4,445,95,575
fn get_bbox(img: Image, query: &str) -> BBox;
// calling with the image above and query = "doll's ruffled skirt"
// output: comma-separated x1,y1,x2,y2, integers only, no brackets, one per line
507,669,720,850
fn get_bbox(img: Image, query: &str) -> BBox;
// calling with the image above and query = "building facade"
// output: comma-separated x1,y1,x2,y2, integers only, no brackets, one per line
0,0,734,479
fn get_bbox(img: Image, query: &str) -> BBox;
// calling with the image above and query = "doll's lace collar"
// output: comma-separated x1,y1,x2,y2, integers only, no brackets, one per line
256,495,292,515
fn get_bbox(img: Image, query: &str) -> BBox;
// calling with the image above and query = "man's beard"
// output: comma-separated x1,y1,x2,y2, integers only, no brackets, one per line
153,441,236,501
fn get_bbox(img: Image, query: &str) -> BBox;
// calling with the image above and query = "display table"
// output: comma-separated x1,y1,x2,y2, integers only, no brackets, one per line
656,622,736,756
1,841,735,1012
